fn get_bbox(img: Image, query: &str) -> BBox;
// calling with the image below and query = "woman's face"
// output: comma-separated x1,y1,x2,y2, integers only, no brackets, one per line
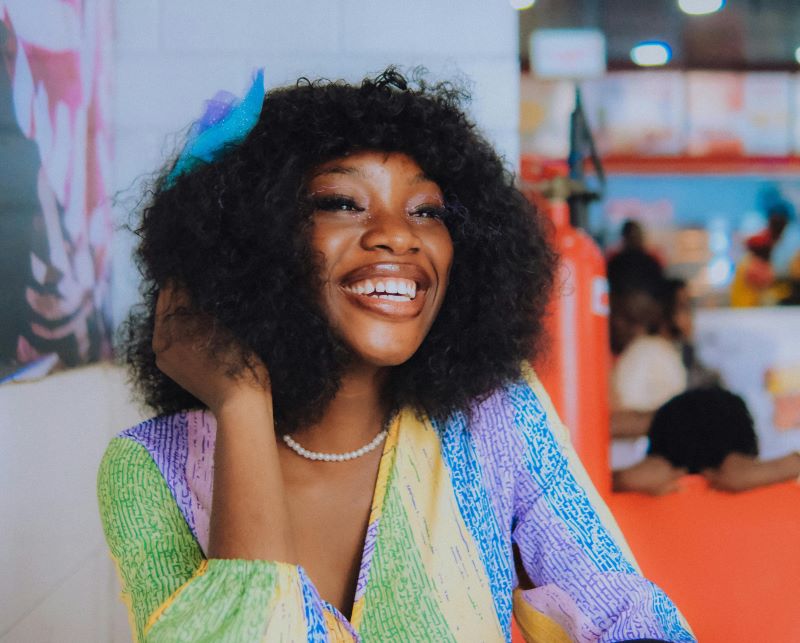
308,151,453,368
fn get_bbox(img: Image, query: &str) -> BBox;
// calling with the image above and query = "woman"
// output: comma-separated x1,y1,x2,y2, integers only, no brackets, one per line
99,69,695,642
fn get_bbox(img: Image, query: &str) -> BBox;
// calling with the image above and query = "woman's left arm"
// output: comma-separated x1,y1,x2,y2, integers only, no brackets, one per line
509,368,696,643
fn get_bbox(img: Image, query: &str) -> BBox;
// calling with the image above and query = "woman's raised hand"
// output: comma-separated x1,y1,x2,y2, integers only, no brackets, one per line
152,284,271,415
153,286,291,561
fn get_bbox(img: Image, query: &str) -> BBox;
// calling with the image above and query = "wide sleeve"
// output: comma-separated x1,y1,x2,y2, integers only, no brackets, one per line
509,367,696,643
97,437,323,643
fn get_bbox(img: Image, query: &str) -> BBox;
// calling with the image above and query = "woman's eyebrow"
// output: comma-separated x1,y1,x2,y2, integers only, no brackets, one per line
310,165,361,179
410,172,435,185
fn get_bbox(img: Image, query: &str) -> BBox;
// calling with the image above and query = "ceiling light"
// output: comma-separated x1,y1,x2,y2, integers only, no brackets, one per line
509,0,536,9
678,0,725,15
630,41,672,67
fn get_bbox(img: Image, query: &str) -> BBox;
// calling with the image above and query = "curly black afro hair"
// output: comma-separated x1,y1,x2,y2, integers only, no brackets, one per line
121,67,557,432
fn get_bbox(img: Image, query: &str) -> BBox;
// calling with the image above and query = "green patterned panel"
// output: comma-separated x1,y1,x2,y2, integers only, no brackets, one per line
98,438,205,641
358,472,456,642
147,560,282,643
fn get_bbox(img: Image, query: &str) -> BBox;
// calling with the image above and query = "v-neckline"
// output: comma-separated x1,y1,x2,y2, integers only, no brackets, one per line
192,408,403,634
333,407,401,630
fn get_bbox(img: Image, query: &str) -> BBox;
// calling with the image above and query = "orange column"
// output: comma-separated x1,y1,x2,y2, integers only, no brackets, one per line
534,200,611,496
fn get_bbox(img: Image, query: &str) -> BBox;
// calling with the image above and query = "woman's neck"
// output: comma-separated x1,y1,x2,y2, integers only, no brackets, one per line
295,364,390,452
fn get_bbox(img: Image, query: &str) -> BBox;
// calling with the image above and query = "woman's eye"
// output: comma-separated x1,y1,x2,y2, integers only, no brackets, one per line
410,204,447,220
312,195,364,212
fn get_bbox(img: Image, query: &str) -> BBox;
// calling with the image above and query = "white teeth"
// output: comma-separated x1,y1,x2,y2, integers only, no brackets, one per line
344,277,417,300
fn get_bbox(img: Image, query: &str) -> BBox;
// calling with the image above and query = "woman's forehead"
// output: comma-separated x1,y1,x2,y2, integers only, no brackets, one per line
308,151,439,188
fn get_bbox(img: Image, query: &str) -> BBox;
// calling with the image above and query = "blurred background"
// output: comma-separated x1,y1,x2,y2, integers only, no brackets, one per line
1,1,798,641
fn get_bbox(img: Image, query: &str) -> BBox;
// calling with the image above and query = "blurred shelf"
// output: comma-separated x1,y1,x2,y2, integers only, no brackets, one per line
600,155,800,175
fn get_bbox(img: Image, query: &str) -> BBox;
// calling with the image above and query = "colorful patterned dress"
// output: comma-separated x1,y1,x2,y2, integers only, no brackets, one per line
98,367,695,642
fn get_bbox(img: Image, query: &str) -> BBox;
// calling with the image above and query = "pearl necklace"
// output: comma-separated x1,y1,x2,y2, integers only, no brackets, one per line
282,428,388,462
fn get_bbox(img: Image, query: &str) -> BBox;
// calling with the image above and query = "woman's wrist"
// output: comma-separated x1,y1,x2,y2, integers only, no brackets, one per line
212,387,274,429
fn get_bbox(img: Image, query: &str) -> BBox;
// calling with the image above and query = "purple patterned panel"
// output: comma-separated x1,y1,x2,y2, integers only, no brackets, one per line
354,518,380,602
513,480,663,641
120,410,214,545
468,388,522,535
185,411,217,554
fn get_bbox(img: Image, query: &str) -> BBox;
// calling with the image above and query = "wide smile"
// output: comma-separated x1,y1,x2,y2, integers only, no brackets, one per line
338,263,433,320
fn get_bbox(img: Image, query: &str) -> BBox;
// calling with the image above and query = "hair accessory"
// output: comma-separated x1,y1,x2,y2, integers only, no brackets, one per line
167,69,265,185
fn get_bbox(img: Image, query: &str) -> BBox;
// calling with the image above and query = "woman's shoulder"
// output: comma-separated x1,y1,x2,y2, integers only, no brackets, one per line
497,363,571,445
99,409,216,553
106,409,216,473
99,409,210,490
461,363,572,468
115,408,215,445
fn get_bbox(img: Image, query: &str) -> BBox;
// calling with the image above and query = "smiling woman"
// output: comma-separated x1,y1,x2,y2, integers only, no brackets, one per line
310,152,453,368
98,68,696,642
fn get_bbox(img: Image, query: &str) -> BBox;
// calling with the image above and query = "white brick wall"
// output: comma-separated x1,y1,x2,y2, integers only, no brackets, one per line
1,3,520,642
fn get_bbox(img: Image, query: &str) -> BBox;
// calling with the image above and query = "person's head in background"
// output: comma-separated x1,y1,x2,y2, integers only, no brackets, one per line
767,203,790,242
647,387,758,473
747,202,792,262
661,278,692,342
620,219,644,251
609,289,664,355
608,246,666,355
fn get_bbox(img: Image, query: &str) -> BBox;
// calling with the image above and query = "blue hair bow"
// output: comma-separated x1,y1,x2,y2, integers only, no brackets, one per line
166,69,265,185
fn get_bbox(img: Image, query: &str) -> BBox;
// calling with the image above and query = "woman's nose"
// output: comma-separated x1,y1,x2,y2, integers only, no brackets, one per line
360,210,420,255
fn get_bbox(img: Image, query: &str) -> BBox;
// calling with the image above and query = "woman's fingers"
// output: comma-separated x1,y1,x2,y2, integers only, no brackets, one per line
151,284,271,412
153,284,194,354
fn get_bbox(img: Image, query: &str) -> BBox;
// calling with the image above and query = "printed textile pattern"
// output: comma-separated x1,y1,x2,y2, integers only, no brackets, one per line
99,370,696,642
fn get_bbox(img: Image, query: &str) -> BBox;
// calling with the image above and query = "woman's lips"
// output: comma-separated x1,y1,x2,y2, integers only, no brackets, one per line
340,262,432,290
338,263,433,319
340,286,427,319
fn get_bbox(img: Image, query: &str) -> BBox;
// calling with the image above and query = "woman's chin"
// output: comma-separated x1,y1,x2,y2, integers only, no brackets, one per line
332,325,428,370
345,344,420,369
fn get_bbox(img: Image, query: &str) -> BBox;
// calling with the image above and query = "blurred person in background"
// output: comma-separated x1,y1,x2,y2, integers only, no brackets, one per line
608,278,687,480
661,278,721,390
780,248,800,304
606,219,664,265
730,203,790,307
613,277,800,494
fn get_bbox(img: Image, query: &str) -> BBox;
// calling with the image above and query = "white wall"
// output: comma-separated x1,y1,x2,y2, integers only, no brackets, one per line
2,2,520,641
0,365,144,642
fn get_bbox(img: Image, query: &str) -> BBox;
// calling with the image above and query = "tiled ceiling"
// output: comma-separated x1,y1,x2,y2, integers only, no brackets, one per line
519,0,800,70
